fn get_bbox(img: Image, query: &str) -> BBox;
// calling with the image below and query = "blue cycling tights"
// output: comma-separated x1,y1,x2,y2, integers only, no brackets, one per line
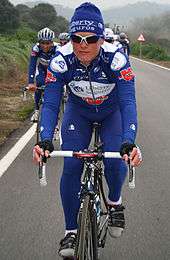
60,104,127,230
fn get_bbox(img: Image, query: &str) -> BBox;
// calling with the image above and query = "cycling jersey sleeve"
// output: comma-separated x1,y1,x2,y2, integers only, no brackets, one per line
28,44,39,84
111,52,137,143
40,53,67,141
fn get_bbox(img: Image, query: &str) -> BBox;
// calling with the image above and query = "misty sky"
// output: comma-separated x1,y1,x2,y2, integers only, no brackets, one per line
10,0,170,10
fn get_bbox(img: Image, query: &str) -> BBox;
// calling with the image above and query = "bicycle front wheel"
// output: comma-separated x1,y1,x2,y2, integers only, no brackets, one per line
75,195,98,260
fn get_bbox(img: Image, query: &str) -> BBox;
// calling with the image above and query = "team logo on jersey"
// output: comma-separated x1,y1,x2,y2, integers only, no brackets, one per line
130,124,136,131
58,60,66,70
111,52,127,71
50,55,68,73
101,71,107,78
83,95,108,105
119,67,134,81
68,124,75,130
46,70,56,83
93,67,100,73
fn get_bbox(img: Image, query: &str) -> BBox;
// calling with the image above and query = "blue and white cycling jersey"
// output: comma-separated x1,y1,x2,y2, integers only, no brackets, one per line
28,42,60,84
40,41,137,144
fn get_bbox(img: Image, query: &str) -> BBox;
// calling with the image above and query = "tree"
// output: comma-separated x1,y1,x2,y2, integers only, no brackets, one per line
0,0,19,34
129,12,170,42
55,16,69,34
29,3,57,31
16,4,31,25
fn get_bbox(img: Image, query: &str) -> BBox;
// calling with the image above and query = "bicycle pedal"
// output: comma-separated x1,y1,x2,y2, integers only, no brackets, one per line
31,119,38,123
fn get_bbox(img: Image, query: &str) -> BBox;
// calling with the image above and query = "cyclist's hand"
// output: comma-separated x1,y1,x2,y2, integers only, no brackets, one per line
33,145,44,164
28,83,37,92
33,140,54,164
120,142,142,167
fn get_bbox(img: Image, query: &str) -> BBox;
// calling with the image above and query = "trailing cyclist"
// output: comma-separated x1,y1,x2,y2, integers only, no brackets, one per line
119,32,130,56
104,27,123,50
58,32,70,47
28,27,60,122
104,27,115,44
33,2,142,258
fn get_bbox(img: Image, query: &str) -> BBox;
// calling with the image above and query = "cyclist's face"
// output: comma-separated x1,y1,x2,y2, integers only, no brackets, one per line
71,32,104,66
60,40,68,46
39,41,53,52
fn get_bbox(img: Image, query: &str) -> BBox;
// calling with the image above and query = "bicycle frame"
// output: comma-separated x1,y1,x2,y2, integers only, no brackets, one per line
21,85,45,143
34,86,46,143
74,123,111,257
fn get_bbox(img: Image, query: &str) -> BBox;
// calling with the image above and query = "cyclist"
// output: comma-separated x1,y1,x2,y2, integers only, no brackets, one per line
58,32,70,47
33,2,142,258
104,27,114,43
104,27,123,50
52,32,70,139
113,33,123,48
119,32,130,56
28,27,59,122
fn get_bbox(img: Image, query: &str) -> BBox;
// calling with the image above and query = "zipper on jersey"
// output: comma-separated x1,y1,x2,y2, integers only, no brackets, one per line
86,68,99,113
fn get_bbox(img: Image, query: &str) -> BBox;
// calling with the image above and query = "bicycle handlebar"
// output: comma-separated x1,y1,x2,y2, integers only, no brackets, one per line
50,151,121,158
21,85,46,101
22,85,46,92
37,150,135,189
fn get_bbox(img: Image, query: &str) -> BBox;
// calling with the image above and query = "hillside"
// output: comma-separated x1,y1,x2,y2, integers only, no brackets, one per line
23,1,170,26
25,1,74,18
103,1,170,26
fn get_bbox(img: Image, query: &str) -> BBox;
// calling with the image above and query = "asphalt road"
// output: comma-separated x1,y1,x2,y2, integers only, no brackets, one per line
0,58,170,260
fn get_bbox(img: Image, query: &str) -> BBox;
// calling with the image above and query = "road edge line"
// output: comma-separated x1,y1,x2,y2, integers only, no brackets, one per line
131,56,170,71
0,124,37,178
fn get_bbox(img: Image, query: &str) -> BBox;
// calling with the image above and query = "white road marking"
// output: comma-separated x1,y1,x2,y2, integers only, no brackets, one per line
131,56,170,71
0,124,37,178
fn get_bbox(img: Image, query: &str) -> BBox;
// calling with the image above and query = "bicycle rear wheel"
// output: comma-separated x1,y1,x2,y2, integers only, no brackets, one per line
75,195,98,260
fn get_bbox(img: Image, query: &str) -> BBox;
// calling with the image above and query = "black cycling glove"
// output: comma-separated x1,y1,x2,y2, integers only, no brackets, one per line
37,140,54,153
120,142,136,157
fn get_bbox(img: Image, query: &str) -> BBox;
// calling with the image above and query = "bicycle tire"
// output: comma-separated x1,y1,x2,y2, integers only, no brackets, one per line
75,195,98,260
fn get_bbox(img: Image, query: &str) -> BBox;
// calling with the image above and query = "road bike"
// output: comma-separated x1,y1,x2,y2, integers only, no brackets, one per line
22,85,68,143
22,85,45,143
38,122,135,259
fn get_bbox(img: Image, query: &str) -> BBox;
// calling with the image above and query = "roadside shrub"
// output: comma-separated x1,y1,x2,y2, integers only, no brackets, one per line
0,34,32,81
14,26,37,43
131,42,170,61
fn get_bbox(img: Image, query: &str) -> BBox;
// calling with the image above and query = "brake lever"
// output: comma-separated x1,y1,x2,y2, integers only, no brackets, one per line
38,155,47,187
128,159,135,189
21,86,28,101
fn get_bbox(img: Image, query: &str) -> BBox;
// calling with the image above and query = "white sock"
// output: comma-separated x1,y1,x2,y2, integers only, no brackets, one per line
65,229,77,236
107,196,122,206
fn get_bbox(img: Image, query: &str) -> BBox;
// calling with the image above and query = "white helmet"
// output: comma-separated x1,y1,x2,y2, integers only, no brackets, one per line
119,32,127,40
104,27,114,41
58,32,70,41
38,27,55,41
113,34,120,41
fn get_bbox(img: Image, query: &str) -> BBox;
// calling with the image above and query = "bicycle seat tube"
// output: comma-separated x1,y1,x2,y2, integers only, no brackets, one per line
93,122,101,145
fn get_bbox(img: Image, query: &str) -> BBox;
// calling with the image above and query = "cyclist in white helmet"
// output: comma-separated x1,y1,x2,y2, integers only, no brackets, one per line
104,27,114,43
104,27,122,50
28,27,59,122
58,32,70,47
